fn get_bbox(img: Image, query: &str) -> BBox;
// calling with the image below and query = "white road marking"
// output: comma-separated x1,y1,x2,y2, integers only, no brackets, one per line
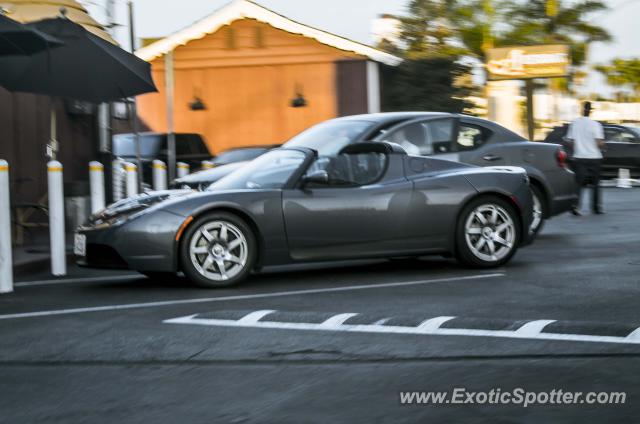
417,316,456,331
0,273,503,321
14,274,143,287
514,319,556,336
237,310,275,324
319,313,359,328
164,312,640,346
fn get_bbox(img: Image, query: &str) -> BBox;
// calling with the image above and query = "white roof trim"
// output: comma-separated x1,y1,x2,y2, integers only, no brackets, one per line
135,0,401,66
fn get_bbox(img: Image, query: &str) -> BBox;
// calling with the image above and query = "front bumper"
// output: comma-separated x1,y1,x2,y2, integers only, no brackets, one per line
76,210,186,273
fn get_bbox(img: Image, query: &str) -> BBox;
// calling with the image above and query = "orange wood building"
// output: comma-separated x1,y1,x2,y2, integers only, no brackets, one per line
135,0,400,154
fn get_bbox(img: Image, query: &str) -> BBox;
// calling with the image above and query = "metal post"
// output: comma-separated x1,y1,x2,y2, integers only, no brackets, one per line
201,160,214,170
49,107,58,160
48,161,66,276
98,104,110,153
165,50,177,182
125,162,138,197
128,1,143,193
0,160,13,293
112,158,125,202
525,79,535,141
89,161,105,213
177,162,190,178
152,160,167,191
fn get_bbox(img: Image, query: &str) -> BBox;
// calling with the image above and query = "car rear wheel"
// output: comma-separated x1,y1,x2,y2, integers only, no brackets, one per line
529,184,546,236
456,196,520,268
180,212,256,287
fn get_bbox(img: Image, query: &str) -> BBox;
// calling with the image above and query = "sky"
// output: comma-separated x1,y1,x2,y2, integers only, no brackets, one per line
84,0,640,97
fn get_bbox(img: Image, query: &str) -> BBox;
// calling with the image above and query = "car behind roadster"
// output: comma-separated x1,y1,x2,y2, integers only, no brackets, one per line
76,143,533,287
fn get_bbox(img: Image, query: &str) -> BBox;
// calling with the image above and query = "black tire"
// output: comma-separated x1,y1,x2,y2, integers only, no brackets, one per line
180,212,257,288
529,184,546,237
456,195,520,268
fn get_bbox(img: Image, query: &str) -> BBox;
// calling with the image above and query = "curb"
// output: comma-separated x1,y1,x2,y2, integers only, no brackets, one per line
13,253,75,278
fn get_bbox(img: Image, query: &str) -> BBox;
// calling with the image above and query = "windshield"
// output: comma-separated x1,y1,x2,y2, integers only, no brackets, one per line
208,149,307,191
285,120,373,155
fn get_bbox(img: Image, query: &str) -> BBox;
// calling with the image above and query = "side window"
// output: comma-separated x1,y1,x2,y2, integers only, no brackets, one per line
604,128,621,141
385,119,454,156
607,129,637,143
305,153,387,187
457,123,489,152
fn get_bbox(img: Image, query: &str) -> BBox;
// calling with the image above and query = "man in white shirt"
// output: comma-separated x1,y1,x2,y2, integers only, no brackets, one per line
565,101,606,215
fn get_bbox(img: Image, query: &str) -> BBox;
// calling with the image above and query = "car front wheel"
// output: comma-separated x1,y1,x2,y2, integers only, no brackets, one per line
180,212,256,287
456,196,520,268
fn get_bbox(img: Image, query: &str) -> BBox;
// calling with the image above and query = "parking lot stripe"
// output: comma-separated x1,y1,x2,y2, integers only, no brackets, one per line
0,273,503,320
515,319,556,336
417,316,456,331
164,311,640,346
320,313,359,328
237,310,276,324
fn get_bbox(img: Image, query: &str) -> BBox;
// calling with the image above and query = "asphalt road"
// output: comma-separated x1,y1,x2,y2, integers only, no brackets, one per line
1,188,640,423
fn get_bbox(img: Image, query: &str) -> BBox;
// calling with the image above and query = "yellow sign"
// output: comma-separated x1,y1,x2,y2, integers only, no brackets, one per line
486,45,570,80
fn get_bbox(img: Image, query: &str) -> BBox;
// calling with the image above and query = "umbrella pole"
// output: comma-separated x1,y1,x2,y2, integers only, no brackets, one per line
49,104,58,160
128,0,143,193
131,99,142,193
165,50,176,182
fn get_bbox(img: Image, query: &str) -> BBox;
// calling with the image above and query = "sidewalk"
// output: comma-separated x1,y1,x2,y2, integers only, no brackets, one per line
13,244,75,278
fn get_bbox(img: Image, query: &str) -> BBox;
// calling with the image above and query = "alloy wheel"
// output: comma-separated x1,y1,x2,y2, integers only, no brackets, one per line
464,204,516,262
530,191,543,235
189,220,249,281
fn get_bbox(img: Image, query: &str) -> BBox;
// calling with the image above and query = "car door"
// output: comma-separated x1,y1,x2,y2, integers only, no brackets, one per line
455,120,507,166
603,126,640,171
282,151,413,261
376,117,460,161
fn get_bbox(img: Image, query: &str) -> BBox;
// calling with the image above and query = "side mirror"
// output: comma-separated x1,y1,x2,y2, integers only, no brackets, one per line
301,170,329,187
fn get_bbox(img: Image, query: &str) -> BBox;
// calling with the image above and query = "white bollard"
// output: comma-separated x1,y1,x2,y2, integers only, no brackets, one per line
177,162,190,178
48,160,66,276
112,158,125,202
0,160,13,293
616,168,632,188
201,160,214,170
125,162,138,197
152,160,167,191
89,161,105,214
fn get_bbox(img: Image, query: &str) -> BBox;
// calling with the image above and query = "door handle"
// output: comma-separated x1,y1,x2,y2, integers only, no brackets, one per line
483,154,502,162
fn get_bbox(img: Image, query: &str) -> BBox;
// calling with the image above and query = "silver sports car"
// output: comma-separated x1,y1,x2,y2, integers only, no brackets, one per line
76,142,533,287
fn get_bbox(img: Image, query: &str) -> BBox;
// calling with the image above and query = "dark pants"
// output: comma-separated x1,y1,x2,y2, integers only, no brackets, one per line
573,158,603,212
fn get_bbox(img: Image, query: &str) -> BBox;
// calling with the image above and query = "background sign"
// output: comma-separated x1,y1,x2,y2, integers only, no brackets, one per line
486,44,570,80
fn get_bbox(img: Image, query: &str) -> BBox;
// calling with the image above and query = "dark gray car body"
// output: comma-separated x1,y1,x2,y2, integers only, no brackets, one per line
77,145,533,274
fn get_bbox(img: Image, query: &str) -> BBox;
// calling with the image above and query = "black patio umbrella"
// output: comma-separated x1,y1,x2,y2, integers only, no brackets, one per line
0,17,157,102
0,14,62,56
0,16,156,171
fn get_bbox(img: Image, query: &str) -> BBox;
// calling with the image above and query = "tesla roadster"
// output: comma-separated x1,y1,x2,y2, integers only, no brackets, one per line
76,142,533,287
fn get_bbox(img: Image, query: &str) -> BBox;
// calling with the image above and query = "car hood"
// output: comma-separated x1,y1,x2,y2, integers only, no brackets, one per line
86,189,194,227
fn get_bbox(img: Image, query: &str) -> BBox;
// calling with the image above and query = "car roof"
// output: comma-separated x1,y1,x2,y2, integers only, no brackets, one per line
331,112,451,125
